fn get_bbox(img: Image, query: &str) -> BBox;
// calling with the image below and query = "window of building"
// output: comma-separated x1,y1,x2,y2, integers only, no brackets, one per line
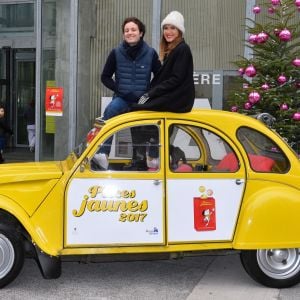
0,3,34,33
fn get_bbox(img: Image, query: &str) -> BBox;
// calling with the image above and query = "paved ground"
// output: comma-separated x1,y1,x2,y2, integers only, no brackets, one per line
2,252,300,299
3,147,34,163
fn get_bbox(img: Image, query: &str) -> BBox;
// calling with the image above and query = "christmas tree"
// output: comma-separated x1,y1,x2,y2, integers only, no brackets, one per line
228,0,300,152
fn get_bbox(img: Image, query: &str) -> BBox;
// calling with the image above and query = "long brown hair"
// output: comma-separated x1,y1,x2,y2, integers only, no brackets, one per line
159,32,183,61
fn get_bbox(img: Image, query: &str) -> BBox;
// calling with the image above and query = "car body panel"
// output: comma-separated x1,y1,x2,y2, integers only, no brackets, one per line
0,109,300,257
234,179,300,249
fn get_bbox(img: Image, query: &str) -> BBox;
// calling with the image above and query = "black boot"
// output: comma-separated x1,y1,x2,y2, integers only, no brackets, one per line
0,153,4,163
123,148,147,171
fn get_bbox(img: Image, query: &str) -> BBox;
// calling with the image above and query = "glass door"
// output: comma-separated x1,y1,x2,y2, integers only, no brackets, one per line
14,50,35,146
0,47,11,121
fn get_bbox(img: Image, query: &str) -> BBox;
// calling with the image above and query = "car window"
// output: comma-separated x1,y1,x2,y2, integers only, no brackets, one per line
91,124,160,172
237,127,290,173
169,124,239,173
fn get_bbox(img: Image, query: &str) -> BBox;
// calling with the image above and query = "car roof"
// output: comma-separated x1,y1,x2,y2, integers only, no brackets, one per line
106,109,266,133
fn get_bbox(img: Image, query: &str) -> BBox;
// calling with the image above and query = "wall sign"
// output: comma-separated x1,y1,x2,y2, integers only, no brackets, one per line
45,87,63,116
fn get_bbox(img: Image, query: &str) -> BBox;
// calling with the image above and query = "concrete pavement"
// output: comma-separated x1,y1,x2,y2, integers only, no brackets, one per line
187,253,279,300
3,252,299,299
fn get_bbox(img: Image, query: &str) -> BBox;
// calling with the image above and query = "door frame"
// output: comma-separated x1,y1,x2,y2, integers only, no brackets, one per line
13,49,35,147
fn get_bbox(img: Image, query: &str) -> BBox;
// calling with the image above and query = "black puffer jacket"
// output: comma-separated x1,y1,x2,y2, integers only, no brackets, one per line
132,40,195,113
0,118,13,137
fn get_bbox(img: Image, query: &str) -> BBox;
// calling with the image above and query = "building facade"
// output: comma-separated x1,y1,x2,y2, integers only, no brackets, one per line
0,0,257,161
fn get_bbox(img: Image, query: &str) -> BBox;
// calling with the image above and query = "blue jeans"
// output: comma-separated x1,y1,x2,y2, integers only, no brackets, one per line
99,97,131,155
0,136,5,152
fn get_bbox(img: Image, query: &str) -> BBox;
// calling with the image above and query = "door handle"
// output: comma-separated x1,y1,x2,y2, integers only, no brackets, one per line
236,179,244,185
154,180,162,186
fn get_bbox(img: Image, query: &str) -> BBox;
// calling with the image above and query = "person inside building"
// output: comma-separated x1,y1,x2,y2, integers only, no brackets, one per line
132,11,195,113
0,104,13,163
93,16,161,169
23,100,35,152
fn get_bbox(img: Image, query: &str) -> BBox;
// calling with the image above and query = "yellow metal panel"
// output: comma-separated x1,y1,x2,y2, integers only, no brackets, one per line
30,175,69,256
234,180,300,249
0,179,58,216
60,242,233,256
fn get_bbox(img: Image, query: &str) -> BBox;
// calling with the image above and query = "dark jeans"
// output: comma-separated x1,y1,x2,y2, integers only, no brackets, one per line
99,97,131,155
131,125,159,160
0,136,5,152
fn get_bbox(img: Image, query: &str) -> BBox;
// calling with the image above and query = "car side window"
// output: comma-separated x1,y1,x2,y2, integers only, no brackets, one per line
237,127,290,173
91,124,160,172
169,124,239,173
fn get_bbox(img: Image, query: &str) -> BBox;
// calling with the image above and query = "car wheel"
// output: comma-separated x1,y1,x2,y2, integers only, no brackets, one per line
0,230,24,288
241,249,300,288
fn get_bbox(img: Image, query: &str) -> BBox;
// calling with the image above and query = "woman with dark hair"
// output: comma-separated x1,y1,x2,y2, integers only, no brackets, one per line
94,17,161,168
170,145,193,172
134,11,195,113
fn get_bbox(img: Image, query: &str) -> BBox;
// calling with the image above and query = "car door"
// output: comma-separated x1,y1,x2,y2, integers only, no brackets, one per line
65,119,166,247
166,120,246,243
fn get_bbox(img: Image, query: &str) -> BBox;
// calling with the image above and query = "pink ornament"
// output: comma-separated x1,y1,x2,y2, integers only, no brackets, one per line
257,32,269,43
268,7,275,13
248,91,261,104
261,83,270,90
292,112,300,121
271,0,281,5
244,102,252,110
279,29,292,41
245,65,257,77
253,6,261,14
295,0,300,7
292,58,300,67
277,74,287,84
280,103,289,110
248,34,258,44
238,68,244,75
231,106,238,112
274,28,280,36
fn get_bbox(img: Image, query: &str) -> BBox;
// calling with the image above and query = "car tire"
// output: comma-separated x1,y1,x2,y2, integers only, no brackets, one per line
0,230,24,288
240,249,300,288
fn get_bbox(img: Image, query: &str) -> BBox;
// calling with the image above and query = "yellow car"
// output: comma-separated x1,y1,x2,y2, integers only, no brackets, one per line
1,109,300,289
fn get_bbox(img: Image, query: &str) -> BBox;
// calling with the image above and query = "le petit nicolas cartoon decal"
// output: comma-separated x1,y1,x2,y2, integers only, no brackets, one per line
194,186,216,231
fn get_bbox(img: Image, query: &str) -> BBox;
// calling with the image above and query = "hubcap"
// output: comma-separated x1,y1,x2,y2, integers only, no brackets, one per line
257,249,300,279
0,234,15,279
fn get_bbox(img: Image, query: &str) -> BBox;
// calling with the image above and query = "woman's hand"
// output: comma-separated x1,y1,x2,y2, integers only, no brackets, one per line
138,93,150,104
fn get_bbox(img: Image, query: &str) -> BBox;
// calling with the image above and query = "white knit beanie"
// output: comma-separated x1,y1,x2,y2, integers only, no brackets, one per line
161,11,185,34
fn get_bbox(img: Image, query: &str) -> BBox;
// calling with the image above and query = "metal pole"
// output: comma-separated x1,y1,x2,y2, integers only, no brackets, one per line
35,0,42,161
244,0,256,59
152,0,161,52
69,0,78,151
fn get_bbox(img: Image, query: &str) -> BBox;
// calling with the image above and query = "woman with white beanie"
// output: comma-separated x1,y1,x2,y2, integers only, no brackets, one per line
133,11,195,113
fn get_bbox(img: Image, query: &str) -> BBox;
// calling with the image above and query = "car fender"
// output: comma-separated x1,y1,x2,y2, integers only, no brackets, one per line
0,194,59,256
233,180,300,249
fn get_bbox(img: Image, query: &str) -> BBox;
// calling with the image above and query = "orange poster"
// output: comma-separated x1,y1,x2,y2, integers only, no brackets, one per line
45,87,63,116
194,197,216,231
